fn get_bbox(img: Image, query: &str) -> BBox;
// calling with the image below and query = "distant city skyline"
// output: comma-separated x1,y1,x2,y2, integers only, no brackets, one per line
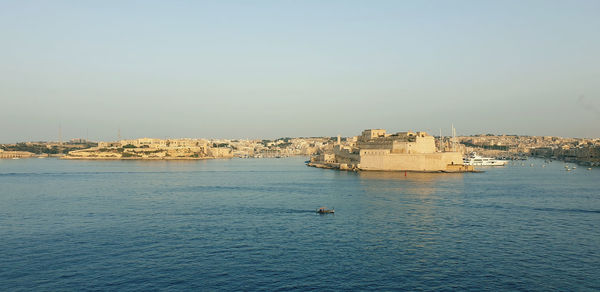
1,0,599,143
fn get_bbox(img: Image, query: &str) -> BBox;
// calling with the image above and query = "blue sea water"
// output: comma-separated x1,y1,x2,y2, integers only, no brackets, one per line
0,157,599,291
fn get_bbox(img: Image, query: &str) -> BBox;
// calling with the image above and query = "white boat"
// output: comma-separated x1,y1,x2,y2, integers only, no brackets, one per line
463,153,508,166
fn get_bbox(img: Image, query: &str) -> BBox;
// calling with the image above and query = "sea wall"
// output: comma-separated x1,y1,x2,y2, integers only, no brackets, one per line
0,151,36,159
358,152,463,171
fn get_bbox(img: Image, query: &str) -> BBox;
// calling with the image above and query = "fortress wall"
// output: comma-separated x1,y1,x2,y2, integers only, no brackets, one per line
391,141,410,154
334,147,360,164
389,137,436,154
358,152,463,171
414,136,436,153
357,136,437,154
356,140,394,149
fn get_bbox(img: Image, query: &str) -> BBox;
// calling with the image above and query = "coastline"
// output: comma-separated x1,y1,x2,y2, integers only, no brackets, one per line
306,161,481,173
60,156,229,161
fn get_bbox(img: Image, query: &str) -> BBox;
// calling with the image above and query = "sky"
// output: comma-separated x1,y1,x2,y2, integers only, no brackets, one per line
1,0,600,143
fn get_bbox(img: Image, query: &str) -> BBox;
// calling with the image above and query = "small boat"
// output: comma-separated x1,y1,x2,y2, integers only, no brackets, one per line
316,207,334,214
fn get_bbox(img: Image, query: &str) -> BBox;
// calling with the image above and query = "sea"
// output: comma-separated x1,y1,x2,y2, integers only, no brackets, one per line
1,157,599,291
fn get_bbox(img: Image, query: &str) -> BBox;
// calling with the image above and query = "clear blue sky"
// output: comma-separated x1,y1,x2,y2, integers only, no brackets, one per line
1,0,599,142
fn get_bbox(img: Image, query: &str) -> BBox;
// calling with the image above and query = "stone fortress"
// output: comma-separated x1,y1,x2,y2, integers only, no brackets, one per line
309,129,474,172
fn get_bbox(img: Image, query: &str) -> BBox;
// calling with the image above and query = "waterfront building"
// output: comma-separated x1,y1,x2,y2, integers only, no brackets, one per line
0,149,36,159
310,129,472,172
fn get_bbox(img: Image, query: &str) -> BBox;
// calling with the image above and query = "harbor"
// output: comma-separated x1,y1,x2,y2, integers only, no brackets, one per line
1,156,598,291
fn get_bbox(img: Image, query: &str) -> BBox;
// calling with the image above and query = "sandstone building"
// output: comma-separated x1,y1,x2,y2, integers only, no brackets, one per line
0,149,36,159
310,129,472,172
66,138,232,160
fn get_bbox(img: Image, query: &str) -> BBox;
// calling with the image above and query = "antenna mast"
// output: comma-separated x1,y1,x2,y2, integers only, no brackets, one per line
59,123,63,154
453,125,458,152
451,124,456,152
